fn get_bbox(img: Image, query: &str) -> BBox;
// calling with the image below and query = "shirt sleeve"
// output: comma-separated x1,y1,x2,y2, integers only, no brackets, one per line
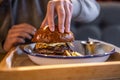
71,0,100,22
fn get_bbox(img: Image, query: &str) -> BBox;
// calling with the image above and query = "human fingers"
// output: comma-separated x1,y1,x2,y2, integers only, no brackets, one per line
56,1,65,33
12,23,36,35
10,27,36,36
9,30,32,40
3,36,25,52
47,1,55,31
64,1,73,32
6,24,34,45
11,38,25,46
3,23,36,52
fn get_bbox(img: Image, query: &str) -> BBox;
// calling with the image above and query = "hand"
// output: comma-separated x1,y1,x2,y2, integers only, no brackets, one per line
3,23,36,52
41,0,73,33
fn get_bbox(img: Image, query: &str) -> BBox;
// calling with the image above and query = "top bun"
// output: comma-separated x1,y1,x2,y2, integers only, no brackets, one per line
32,25,74,43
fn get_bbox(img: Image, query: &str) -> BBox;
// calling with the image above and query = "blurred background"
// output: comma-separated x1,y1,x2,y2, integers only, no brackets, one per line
71,0,120,47
0,0,120,47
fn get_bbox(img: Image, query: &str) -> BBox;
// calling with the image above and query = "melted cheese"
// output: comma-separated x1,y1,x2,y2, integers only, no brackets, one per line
35,43,66,49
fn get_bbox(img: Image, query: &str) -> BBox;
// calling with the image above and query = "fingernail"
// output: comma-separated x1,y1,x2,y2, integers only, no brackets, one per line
22,40,25,43
50,27,55,32
60,26,64,33
34,28,37,31
60,29,64,33
66,28,70,33
32,31,35,35
28,36,32,39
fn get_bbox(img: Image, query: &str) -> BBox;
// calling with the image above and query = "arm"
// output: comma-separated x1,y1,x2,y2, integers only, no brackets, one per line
72,0,100,22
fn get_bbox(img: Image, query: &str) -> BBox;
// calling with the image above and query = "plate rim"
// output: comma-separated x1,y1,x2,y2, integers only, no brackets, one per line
22,43,115,59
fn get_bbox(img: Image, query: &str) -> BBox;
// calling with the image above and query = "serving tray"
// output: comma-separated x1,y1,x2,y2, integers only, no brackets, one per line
0,39,120,80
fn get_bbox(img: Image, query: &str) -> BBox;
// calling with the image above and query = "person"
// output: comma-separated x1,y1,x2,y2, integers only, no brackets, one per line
0,0,100,54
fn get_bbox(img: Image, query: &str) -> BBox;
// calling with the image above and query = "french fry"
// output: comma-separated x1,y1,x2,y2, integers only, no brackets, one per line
65,50,72,56
74,52,83,56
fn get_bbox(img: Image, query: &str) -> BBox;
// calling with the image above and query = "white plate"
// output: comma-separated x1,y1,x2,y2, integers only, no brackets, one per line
22,41,115,65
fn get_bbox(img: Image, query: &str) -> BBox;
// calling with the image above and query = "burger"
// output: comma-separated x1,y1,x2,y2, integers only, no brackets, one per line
32,25,80,56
